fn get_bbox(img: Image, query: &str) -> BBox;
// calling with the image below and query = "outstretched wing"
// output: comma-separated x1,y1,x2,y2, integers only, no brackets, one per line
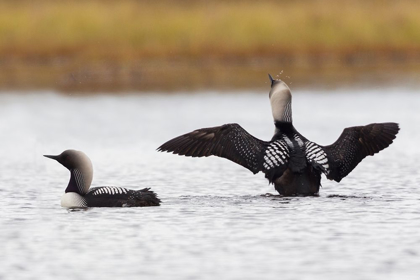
158,123,286,175
323,122,399,182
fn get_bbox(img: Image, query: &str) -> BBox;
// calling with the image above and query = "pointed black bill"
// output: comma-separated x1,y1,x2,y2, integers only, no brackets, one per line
44,155,59,160
268,73,275,86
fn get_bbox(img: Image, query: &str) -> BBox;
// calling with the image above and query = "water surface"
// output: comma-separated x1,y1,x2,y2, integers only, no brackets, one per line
0,88,419,280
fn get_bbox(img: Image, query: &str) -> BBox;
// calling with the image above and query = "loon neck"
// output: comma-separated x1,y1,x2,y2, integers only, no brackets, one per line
273,100,293,123
65,169,91,195
273,121,296,139
275,121,294,132
269,81,293,123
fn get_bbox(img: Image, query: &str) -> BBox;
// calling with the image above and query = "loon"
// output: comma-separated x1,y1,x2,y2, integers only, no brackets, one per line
44,149,160,208
158,74,399,196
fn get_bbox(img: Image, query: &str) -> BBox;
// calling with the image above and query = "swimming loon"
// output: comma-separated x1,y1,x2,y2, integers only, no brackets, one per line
44,149,160,207
158,74,399,196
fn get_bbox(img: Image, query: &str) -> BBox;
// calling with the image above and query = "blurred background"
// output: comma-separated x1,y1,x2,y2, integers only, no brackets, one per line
1,0,420,92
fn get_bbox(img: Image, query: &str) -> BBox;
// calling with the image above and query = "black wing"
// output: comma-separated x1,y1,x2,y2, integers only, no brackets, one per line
158,123,273,174
323,122,399,182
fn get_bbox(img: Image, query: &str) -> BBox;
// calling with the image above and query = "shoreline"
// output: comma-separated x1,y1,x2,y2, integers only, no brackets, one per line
1,52,420,93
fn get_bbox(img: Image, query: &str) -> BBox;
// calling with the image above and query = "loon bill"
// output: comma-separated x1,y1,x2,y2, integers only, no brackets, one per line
158,75,399,196
44,150,160,208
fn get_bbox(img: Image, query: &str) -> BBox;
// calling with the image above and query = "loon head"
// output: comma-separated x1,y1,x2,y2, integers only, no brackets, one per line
268,74,292,123
44,149,93,195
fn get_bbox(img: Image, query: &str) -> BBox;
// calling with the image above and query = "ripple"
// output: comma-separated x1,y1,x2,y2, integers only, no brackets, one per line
1,91,420,280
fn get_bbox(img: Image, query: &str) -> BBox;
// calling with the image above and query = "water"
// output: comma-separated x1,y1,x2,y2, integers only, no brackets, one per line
1,88,419,280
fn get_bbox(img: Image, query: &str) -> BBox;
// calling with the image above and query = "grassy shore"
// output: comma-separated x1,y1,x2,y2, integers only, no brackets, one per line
1,0,420,91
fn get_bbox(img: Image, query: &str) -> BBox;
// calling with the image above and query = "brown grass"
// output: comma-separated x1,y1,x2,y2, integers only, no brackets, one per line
1,0,420,60
1,0,420,91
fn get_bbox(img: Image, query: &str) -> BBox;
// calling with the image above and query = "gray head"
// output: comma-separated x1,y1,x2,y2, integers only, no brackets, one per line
268,74,292,123
44,149,93,195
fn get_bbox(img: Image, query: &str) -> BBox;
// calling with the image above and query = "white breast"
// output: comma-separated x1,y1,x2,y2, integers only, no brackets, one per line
61,192,88,208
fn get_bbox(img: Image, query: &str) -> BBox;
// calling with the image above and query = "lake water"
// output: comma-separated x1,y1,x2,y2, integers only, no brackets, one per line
1,87,419,280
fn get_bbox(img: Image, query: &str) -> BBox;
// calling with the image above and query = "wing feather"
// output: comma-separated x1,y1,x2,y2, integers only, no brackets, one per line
158,123,270,174
323,122,399,182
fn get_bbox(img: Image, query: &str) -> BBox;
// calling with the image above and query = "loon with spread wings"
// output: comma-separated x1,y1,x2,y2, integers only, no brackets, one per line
158,75,399,196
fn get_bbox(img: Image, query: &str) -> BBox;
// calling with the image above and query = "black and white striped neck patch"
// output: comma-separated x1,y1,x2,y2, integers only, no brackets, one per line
73,169,85,194
263,140,289,170
305,141,330,174
282,101,293,123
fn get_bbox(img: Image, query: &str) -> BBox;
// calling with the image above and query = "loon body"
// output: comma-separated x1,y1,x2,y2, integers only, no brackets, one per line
44,150,160,208
158,75,399,196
